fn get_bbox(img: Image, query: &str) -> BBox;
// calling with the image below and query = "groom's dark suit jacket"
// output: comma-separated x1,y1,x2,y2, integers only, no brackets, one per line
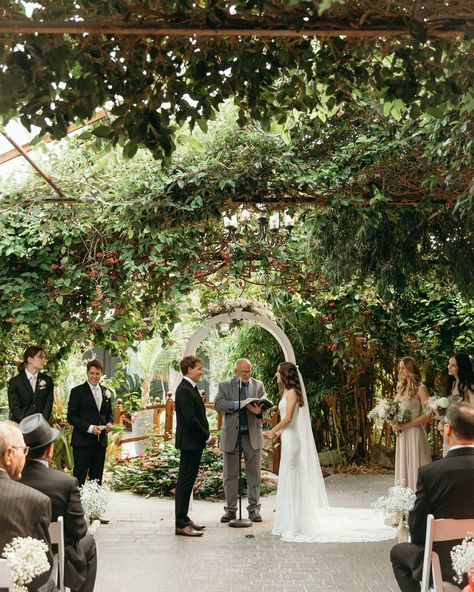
175,378,210,450
67,382,114,448
20,460,95,591
408,447,474,580
8,370,54,423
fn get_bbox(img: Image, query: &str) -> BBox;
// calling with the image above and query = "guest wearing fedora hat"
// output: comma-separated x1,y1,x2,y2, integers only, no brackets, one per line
19,414,98,592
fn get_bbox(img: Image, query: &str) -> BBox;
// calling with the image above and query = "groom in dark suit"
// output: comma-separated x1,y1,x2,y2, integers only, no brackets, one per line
67,359,114,488
390,401,474,592
174,355,215,537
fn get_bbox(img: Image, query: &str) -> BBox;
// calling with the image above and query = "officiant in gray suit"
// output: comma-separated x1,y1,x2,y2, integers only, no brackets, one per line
214,358,267,523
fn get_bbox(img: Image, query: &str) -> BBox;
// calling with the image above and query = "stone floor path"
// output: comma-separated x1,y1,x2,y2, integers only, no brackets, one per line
94,473,400,592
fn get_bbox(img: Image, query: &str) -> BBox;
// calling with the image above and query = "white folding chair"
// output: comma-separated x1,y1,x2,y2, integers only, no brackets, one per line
49,515,65,592
0,558,13,591
420,514,474,592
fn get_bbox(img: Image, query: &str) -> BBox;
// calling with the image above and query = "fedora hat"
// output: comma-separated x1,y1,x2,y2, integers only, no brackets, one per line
19,413,59,450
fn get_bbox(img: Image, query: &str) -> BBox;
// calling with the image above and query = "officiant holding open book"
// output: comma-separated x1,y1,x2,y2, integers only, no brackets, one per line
214,358,269,523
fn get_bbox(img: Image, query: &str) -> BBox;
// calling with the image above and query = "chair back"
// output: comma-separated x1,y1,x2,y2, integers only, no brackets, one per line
420,514,474,592
48,515,65,592
0,558,13,590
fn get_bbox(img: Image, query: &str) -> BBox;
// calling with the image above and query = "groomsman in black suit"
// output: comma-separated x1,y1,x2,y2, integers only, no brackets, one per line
8,345,54,423
174,355,215,537
67,359,113,490
390,402,474,592
19,414,98,592
0,420,56,591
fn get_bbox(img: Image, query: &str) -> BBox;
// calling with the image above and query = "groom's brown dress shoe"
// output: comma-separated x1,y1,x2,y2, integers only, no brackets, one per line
175,525,203,537
187,520,205,531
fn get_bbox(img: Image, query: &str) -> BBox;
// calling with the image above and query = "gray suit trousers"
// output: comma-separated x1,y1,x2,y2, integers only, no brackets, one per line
223,432,261,513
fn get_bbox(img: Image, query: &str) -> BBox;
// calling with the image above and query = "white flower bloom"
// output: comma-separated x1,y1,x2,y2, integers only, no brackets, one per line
207,299,275,321
2,536,50,592
104,389,112,399
451,536,474,584
372,485,416,521
80,480,111,522
39,379,47,388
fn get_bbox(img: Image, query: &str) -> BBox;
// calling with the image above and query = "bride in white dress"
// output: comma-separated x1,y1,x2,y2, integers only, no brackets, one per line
263,361,395,543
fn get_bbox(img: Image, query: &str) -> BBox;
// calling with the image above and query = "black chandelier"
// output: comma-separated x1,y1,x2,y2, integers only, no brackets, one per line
223,207,297,245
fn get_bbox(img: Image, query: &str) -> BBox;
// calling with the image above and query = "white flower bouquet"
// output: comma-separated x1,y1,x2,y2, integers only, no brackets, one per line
372,485,416,522
2,536,50,592
80,480,111,522
368,398,411,429
451,535,474,584
424,396,450,420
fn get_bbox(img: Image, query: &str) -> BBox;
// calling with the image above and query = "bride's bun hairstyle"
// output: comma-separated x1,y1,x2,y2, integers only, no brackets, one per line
278,362,304,407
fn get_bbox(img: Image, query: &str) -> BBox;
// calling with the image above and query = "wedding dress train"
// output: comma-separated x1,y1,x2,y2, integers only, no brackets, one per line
272,393,395,543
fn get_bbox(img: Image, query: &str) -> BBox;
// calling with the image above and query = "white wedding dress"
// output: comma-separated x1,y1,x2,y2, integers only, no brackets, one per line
272,394,395,543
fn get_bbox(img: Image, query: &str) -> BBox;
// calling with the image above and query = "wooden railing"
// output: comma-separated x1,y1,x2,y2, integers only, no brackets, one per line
114,393,281,473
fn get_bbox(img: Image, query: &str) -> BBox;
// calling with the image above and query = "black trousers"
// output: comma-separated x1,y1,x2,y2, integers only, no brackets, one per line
72,444,107,486
66,534,97,592
390,542,424,592
175,448,203,528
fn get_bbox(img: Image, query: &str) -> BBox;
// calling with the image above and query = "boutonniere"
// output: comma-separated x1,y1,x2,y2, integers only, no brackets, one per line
104,389,112,400
39,379,47,389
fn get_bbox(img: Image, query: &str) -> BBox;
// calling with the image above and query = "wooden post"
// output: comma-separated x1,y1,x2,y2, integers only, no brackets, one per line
164,392,174,441
217,411,222,431
114,399,124,426
152,396,162,434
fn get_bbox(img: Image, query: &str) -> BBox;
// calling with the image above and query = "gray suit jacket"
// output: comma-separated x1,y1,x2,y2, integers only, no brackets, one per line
214,377,267,452
0,469,54,591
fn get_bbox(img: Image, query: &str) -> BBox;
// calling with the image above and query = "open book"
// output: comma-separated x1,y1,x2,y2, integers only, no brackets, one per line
240,397,274,412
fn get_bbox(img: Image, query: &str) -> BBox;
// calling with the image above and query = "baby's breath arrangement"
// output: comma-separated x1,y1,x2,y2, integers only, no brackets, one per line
2,536,50,592
451,535,474,584
80,480,111,522
372,485,416,522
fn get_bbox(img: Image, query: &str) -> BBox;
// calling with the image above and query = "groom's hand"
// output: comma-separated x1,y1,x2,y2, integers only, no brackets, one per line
207,436,216,446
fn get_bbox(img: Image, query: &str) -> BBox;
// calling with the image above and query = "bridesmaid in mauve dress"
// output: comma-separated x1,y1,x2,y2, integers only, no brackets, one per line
393,356,432,491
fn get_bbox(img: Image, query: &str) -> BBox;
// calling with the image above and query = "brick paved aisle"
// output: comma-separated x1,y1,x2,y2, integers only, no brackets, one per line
94,473,400,592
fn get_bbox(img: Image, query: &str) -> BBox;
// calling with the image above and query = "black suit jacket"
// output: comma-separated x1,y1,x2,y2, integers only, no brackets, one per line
20,460,89,590
67,382,114,448
8,370,54,423
0,469,54,591
408,447,474,579
175,378,210,451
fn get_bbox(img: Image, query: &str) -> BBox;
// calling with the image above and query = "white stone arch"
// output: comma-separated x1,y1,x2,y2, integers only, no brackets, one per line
184,308,296,364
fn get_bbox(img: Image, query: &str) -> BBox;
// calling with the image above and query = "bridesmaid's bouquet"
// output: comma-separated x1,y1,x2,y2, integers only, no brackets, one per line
2,536,50,592
368,398,411,429
451,535,474,584
424,395,450,420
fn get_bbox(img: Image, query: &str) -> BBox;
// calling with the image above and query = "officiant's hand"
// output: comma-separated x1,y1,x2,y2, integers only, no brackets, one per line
247,403,261,415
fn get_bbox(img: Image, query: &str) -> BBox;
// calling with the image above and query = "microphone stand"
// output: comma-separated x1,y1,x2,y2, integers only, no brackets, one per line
229,378,252,528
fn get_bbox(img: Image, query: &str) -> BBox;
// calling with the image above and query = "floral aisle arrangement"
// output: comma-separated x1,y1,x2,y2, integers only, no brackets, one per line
424,396,450,420
373,485,416,542
2,536,50,592
451,536,474,589
79,480,111,523
368,398,412,429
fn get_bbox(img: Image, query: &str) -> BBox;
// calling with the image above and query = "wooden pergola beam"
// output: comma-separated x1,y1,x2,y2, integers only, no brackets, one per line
0,20,468,39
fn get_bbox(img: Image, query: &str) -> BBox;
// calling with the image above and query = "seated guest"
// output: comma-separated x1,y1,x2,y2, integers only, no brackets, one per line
19,414,97,592
0,421,56,591
390,402,474,592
